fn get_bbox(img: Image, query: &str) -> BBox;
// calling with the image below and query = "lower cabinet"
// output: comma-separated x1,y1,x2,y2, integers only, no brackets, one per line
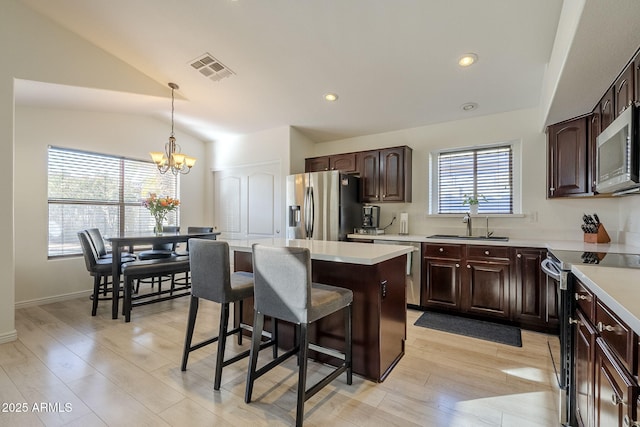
422,256,461,310
575,309,596,427
463,258,510,320
421,243,555,330
594,338,637,427
571,277,639,427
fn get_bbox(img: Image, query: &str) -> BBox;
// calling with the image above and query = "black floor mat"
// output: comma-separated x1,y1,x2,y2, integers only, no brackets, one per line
414,311,522,347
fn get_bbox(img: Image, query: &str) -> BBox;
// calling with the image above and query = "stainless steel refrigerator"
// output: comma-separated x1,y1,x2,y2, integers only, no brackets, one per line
286,171,361,241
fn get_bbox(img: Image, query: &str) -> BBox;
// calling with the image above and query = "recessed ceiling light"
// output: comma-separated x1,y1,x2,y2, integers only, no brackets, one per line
324,93,339,102
458,53,478,67
461,102,478,111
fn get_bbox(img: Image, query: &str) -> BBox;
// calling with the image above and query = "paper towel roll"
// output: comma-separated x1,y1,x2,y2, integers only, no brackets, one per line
399,213,409,234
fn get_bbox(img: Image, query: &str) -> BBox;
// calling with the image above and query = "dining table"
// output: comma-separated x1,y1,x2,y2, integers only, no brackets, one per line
105,230,221,319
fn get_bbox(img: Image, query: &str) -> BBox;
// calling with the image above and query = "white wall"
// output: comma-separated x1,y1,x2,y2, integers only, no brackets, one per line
0,0,205,340
14,106,207,305
310,107,623,241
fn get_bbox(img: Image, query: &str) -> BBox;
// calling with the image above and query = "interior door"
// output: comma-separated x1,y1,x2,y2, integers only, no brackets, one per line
213,162,282,239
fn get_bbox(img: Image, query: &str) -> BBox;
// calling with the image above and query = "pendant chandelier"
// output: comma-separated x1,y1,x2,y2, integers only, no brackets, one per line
150,82,196,175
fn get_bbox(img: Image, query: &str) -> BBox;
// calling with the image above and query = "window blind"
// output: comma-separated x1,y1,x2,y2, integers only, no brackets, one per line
438,145,513,214
48,147,179,257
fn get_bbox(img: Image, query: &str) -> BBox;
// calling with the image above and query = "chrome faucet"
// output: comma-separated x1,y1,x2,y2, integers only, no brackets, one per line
463,212,472,236
485,216,493,238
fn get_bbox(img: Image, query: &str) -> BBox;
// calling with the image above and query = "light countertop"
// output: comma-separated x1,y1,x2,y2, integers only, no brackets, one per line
220,238,412,265
348,233,640,254
572,264,640,335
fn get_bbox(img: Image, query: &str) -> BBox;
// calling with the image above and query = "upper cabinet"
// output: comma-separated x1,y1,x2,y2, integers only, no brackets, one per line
598,86,616,133
547,116,591,198
615,60,635,116
359,146,412,203
546,45,640,198
305,146,412,203
305,153,357,173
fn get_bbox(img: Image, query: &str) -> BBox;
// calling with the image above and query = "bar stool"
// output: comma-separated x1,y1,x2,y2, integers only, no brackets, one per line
181,239,277,390
245,244,353,427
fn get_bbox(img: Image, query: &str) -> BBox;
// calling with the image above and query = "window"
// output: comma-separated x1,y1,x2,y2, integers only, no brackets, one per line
48,147,179,257
430,142,519,215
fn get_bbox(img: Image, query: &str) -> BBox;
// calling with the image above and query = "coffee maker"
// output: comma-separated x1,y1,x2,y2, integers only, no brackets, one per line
362,205,380,229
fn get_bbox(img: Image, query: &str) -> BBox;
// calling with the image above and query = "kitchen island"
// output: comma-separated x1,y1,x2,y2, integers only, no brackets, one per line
222,238,412,382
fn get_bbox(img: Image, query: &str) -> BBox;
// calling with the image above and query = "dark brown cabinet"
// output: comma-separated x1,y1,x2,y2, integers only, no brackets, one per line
575,309,596,427
358,150,381,202
599,87,616,132
358,146,412,203
379,147,412,202
589,107,600,194
635,50,640,104
463,246,510,320
571,277,640,427
305,153,357,173
305,146,412,203
421,243,559,331
594,339,637,427
547,116,591,198
305,156,330,172
421,244,462,310
615,61,635,116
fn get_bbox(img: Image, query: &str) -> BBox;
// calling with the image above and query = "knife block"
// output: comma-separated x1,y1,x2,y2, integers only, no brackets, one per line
583,224,611,244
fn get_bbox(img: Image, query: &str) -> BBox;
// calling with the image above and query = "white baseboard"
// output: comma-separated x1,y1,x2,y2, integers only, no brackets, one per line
15,289,92,310
0,329,18,344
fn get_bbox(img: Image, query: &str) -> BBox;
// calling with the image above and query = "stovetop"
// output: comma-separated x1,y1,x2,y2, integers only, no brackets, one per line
549,249,640,270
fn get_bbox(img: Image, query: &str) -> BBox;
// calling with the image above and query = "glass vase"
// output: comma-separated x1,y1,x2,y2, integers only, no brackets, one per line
470,204,478,215
154,216,164,235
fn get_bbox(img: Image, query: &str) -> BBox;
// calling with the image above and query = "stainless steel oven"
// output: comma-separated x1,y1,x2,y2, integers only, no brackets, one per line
541,251,574,426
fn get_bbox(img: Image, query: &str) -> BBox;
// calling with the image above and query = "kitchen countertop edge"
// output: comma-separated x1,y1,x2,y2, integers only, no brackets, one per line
221,238,412,265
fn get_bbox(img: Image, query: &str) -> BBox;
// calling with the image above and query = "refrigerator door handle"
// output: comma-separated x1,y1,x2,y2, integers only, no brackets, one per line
304,186,314,238
307,186,315,238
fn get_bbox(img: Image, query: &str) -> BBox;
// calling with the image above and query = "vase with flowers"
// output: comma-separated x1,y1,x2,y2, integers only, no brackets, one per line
143,193,180,234
462,193,486,215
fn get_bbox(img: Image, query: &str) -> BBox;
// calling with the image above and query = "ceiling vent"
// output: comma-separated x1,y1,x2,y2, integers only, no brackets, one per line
189,53,235,82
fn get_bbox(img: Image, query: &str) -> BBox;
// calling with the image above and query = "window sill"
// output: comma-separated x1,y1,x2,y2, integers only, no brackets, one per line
426,213,526,218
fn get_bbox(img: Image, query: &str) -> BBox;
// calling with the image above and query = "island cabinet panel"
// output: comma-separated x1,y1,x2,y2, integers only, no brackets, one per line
232,251,406,382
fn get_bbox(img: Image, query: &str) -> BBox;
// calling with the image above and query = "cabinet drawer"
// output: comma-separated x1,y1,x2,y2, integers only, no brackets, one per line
595,300,636,372
467,245,509,260
424,244,462,259
575,279,595,322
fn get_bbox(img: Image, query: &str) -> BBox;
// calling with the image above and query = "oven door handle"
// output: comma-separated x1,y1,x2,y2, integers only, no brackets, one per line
541,258,562,281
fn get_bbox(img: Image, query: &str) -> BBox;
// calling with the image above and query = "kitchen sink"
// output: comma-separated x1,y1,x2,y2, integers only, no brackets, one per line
427,234,509,241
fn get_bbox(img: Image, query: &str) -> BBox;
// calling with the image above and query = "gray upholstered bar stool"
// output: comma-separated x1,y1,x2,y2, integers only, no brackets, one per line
181,239,276,390
245,244,353,427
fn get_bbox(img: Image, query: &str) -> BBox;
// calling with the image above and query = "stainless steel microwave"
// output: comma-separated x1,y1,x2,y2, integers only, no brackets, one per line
596,104,639,194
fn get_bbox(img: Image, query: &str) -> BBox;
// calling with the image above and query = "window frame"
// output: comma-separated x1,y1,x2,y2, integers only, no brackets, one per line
47,146,180,258
429,140,522,216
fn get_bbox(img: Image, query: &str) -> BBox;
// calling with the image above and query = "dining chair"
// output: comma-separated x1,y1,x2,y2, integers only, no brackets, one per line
245,244,353,427
181,239,277,390
86,228,135,261
77,230,123,316
173,226,215,285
